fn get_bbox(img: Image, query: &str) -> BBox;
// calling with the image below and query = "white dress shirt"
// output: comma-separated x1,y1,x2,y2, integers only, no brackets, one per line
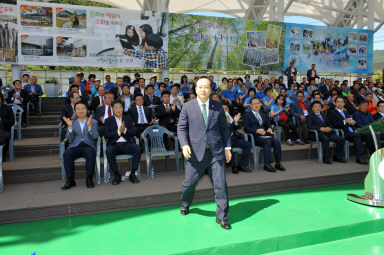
124,96,131,112
103,105,113,122
115,116,127,143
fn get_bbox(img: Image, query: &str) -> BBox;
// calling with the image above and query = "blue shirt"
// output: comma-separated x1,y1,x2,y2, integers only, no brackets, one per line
180,82,190,93
233,85,242,94
255,91,265,100
285,97,293,107
222,89,238,102
244,80,253,88
271,104,286,119
263,95,275,110
238,91,249,102
287,90,297,102
80,81,86,90
105,82,115,91
211,81,217,91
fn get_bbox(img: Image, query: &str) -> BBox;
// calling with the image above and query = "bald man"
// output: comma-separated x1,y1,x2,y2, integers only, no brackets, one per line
177,77,232,230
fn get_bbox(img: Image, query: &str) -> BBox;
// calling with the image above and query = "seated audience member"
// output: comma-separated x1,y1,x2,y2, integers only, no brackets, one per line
90,86,106,112
328,97,372,164
72,77,90,103
244,74,253,88
306,79,319,95
222,103,251,174
356,87,366,104
353,100,376,129
238,83,249,103
365,93,377,115
345,93,359,115
21,73,30,88
62,102,99,190
155,90,180,133
185,92,197,102
170,84,184,110
144,84,161,107
95,93,115,136
67,85,89,108
180,75,190,94
154,82,166,98
279,88,292,106
104,100,141,185
7,80,28,127
128,94,155,137
340,83,349,97
306,101,346,164
243,98,285,172
85,74,96,93
255,82,265,100
119,84,134,114
374,101,384,120
297,84,310,102
211,93,221,102
221,79,238,106
289,91,309,144
243,88,256,110
123,75,131,86
24,76,43,115
104,75,115,92
134,78,146,97
110,77,124,99
91,80,101,97
209,75,217,92
60,91,81,141
262,87,275,111
286,85,297,103
270,95,300,146
0,93,15,161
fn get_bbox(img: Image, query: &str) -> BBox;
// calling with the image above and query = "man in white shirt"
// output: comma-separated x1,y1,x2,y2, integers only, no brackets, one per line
128,94,155,137
21,74,30,88
170,84,184,110
95,92,114,137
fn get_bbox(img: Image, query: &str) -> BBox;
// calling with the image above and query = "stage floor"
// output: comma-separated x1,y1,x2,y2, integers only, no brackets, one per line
0,183,383,255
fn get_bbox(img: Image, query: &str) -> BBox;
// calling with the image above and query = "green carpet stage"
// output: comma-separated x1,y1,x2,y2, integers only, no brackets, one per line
1,183,383,255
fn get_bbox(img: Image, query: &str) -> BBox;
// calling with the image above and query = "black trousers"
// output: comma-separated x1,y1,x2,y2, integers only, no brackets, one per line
106,142,141,175
346,132,378,157
29,96,40,111
182,148,229,221
15,103,27,124
278,121,299,141
63,142,96,178
231,135,252,167
0,130,10,160
135,123,149,138
253,136,282,165
310,132,345,159
296,117,309,141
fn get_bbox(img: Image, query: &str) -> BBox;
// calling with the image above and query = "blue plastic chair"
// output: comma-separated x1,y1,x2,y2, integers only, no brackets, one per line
11,104,23,140
333,128,350,161
59,126,101,187
0,145,3,192
102,137,141,183
141,124,180,178
244,133,264,171
9,123,15,161
26,97,42,126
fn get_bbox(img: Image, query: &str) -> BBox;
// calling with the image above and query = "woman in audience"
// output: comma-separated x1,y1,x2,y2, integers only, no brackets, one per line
243,88,256,111
263,87,275,111
85,74,96,93
180,75,190,94
220,77,228,91
123,75,131,86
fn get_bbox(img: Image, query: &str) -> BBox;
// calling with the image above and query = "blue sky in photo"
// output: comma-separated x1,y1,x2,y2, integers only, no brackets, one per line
187,11,384,50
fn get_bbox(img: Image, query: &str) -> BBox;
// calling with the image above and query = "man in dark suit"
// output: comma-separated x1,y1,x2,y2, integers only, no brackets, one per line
94,92,115,137
307,64,319,82
328,97,372,164
104,100,141,185
373,101,384,120
6,80,28,127
178,77,232,230
289,91,308,144
345,93,358,115
355,87,367,105
244,97,285,172
66,85,89,108
24,76,43,115
155,90,180,133
118,84,134,115
284,61,297,86
144,84,161,107
128,94,155,137
60,91,81,141
134,78,146,97
222,103,251,174
320,79,332,99
90,86,106,112
0,93,15,161
61,101,99,190
110,77,124,99
306,101,346,164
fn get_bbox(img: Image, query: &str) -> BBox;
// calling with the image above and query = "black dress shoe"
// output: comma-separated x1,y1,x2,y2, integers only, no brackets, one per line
356,158,368,165
129,173,140,184
323,158,332,164
232,167,239,174
264,164,276,172
216,218,232,230
112,174,122,185
86,176,95,188
180,206,189,216
62,178,76,190
239,165,251,172
333,157,347,163
275,163,286,171
22,122,27,127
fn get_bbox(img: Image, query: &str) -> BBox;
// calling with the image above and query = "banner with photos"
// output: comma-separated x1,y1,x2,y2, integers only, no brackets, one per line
168,13,285,70
18,1,168,68
284,23,373,73
0,0,18,64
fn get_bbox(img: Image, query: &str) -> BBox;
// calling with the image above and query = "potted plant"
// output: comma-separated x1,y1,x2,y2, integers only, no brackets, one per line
44,78,60,97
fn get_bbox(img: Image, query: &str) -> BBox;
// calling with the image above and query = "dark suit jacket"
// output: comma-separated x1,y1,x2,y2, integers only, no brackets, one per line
355,94,366,104
134,87,146,97
144,94,161,106
128,104,153,124
66,88,89,106
0,104,15,132
306,69,319,81
103,115,137,145
373,112,384,120
243,111,272,139
177,99,231,162
6,89,29,105
306,112,330,132
345,101,358,115
328,109,355,135
24,84,43,97
118,94,134,113
95,105,113,125
290,101,310,118
320,85,332,99
284,67,297,78
155,103,180,128
61,103,74,122
110,86,123,99
90,95,104,112
352,110,375,129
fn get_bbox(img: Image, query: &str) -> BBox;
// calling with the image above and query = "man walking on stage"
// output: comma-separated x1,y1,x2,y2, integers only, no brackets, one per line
177,77,232,230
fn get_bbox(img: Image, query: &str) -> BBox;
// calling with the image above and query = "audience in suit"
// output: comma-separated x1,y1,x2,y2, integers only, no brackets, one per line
243,98,285,172
94,92,115,137
119,84,134,114
373,101,384,120
155,90,180,133
62,101,99,190
307,64,320,82
345,93,359,115
0,93,15,161
110,77,124,99
104,100,141,185
144,84,161,107
24,76,43,115
67,85,89,107
60,91,81,141
90,86,106,112
306,101,346,164
128,94,155,137
355,87,367,105
134,78,146,98
284,61,297,87
6,80,28,126
289,91,309,144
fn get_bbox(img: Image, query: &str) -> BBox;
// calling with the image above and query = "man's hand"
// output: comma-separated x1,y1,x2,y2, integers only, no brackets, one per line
87,115,93,129
267,128,273,134
119,121,125,134
182,145,191,159
63,117,72,129
225,149,232,163
256,128,266,135
171,104,176,111
99,116,104,123
234,113,241,123
150,118,156,124
13,93,17,99
320,127,331,132
300,115,306,120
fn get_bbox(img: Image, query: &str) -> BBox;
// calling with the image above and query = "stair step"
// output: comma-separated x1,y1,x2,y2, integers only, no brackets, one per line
21,125,59,138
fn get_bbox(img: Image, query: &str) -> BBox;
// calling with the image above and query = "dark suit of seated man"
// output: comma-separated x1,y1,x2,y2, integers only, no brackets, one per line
306,101,346,164
155,90,180,133
128,94,155,138
60,91,81,141
222,103,251,174
66,84,89,107
0,93,15,161
143,85,161,107
62,101,99,190
104,100,141,185
94,92,115,137
90,86,106,112
243,97,285,172
6,80,29,126
24,76,43,115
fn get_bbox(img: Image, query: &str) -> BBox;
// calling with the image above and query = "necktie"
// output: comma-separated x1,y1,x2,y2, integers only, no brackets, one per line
108,106,112,117
255,113,262,126
340,110,354,133
138,106,145,123
202,104,208,126
101,97,105,106
150,95,153,103
317,113,323,122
